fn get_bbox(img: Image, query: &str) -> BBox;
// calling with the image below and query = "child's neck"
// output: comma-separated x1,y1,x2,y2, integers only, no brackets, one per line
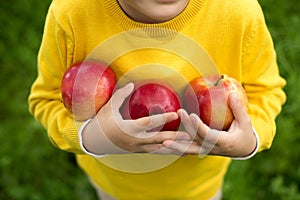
117,0,190,24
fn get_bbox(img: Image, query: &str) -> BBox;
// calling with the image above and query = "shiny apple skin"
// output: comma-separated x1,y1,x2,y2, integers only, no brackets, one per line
121,81,181,132
61,60,116,121
183,75,248,131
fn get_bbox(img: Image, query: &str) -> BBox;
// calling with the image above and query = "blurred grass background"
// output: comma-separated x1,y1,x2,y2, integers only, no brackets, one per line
0,0,299,199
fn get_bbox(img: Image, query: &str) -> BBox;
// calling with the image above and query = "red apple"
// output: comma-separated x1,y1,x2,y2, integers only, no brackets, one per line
183,74,248,130
61,60,116,121
120,81,181,132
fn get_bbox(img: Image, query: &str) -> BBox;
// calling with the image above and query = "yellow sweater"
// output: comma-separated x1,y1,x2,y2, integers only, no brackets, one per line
29,0,286,199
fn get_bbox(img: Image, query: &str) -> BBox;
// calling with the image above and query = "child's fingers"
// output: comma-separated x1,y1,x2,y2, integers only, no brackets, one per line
162,139,214,156
189,114,223,154
177,109,197,139
163,140,199,154
189,113,210,137
110,83,134,109
133,112,179,133
108,83,135,122
149,144,185,155
163,136,223,156
228,92,249,124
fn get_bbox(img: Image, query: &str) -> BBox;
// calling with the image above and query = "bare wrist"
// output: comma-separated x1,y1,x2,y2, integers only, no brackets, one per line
232,127,260,160
79,117,127,156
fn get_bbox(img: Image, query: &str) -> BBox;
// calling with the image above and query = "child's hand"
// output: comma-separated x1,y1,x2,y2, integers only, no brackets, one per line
162,93,257,158
82,83,190,156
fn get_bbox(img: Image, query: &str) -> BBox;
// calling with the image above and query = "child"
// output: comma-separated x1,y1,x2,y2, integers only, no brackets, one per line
29,0,286,199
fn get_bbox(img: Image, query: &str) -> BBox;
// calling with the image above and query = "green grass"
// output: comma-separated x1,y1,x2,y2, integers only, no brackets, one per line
0,0,299,199
0,1,97,199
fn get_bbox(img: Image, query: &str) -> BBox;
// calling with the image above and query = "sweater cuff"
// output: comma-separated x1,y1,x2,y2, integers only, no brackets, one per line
78,119,107,158
231,127,260,160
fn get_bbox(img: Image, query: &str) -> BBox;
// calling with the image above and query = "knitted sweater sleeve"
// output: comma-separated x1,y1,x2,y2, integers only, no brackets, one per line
28,4,84,154
241,2,286,151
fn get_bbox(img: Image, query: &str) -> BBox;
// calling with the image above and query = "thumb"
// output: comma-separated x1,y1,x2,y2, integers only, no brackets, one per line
229,92,248,124
111,83,134,109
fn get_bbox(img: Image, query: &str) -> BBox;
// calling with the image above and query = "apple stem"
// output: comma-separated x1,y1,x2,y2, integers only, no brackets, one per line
214,74,224,86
